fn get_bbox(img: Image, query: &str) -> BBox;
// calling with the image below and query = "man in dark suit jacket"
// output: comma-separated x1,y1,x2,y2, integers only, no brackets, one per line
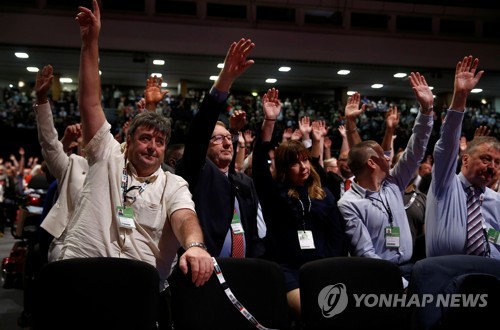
176,38,265,258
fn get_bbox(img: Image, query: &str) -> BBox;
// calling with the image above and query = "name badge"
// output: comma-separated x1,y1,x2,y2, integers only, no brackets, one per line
116,206,136,229
231,216,245,234
487,228,500,245
385,226,400,248
298,230,315,250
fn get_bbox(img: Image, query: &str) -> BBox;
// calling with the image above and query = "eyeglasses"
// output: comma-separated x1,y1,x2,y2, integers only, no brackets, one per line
211,134,232,145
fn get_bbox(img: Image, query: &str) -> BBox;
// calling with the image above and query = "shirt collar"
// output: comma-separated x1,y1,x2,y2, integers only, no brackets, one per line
458,172,485,194
126,160,161,183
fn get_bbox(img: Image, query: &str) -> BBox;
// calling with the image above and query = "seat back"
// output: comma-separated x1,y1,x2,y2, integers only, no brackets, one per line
405,255,500,330
168,257,290,330
299,257,405,330
33,257,160,330
441,273,500,329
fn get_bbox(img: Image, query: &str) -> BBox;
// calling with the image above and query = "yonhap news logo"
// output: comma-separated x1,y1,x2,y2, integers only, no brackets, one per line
318,283,488,318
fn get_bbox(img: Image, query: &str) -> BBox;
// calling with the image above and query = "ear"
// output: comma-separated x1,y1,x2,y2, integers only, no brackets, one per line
462,153,469,168
366,157,377,170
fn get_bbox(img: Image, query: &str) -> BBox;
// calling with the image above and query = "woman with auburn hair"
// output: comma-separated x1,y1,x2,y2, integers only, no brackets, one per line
252,88,347,320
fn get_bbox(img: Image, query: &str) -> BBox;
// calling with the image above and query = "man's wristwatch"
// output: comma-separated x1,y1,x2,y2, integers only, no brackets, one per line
185,242,208,251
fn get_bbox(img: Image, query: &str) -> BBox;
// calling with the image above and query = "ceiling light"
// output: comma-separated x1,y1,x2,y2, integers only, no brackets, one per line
99,70,102,76
337,70,350,75
251,92,258,97
15,52,29,59
209,76,218,81
27,67,39,72
471,88,483,93
150,73,162,78
265,78,277,84
371,84,383,89
429,86,434,90
481,98,487,104
279,66,291,72
347,91,356,96
161,82,168,87
18,81,25,88
153,59,165,65
9,84,13,88
393,73,407,78
60,78,73,83
433,95,436,98
217,63,224,69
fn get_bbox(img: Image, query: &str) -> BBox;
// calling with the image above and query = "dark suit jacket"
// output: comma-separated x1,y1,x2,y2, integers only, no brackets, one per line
176,93,264,258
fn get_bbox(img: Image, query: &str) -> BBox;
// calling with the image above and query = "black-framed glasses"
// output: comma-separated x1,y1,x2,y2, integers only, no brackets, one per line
211,134,232,145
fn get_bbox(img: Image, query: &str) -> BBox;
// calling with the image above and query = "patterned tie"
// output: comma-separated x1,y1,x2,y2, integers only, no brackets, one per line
231,208,245,258
465,186,487,256
345,179,352,191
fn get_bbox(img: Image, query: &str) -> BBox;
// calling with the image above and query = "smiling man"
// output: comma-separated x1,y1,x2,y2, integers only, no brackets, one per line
426,56,500,259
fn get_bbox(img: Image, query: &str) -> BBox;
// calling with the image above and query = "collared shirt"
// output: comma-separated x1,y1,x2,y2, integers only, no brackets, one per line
59,121,196,285
425,110,500,259
338,111,433,265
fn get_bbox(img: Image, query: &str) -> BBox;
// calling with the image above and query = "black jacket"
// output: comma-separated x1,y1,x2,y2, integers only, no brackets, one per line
176,93,265,257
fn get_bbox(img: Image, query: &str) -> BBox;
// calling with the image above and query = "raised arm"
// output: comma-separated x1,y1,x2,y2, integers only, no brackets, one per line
380,106,400,156
344,92,364,148
75,0,105,145
432,56,483,196
338,125,349,155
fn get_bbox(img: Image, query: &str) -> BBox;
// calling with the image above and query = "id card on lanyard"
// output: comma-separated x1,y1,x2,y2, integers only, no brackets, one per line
385,226,400,248
116,205,136,229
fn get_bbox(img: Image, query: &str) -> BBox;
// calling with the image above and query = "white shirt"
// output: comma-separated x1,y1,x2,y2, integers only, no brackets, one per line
59,121,195,284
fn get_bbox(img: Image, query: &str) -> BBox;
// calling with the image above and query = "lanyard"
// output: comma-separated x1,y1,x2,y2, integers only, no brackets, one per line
121,166,150,205
367,187,394,226
297,195,312,231
212,257,277,330
404,192,418,210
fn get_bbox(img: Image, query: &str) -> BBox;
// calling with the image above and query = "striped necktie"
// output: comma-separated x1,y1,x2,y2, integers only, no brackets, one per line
465,186,488,256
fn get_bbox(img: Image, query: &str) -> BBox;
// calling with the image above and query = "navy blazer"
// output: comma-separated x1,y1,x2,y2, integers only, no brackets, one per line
176,93,264,257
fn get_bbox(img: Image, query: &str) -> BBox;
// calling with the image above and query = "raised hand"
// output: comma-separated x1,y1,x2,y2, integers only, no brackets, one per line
144,75,168,109
324,136,332,149
291,129,302,141
243,129,254,146
454,56,484,96
474,125,491,138
215,38,255,91
408,72,434,112
385,106,400,130
298,116,312,138
262,88,281,120
136,98,146,113
459,136,468,155
345,92,366,120
338,125,347,138
230,110,247,132
35,65,54,103
75,0,101,43
282,128,293,141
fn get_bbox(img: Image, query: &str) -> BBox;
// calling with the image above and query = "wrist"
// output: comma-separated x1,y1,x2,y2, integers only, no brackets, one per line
420,106,433,115
185,242,207,251
345,127,358,133
35,99,48,106
264,117,276,121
